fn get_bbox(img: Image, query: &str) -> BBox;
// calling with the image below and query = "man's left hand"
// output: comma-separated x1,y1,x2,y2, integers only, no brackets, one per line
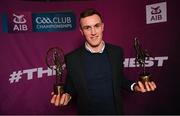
133,81,157,92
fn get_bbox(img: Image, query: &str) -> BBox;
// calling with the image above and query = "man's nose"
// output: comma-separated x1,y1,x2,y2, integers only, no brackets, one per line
91,27,97,35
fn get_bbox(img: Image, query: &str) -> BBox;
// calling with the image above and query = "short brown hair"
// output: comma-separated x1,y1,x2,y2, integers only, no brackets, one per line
80,8,103,22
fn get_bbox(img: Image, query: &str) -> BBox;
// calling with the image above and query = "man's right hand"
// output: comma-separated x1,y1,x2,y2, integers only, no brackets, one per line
50,92,72,106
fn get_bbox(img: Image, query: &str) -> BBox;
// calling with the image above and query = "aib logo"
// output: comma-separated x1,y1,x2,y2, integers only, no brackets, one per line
146,2,167,24
150,6,162,21
151,6,161,15
7,12,32,32
13,13,28,31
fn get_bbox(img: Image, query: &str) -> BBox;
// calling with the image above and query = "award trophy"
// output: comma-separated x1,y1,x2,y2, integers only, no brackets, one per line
46,47,65,95
134,38,152,83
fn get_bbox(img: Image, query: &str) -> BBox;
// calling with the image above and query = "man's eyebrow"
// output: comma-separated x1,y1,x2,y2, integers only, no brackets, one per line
83,23,102,27
82,25,91,29
95,23,102,26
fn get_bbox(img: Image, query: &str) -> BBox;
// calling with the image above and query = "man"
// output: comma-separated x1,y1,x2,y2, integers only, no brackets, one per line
50,8,156,114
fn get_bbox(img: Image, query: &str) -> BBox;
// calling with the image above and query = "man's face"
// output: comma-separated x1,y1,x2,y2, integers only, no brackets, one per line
80,14,104,47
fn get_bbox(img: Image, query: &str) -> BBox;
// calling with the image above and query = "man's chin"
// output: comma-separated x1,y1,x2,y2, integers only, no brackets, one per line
87,41,102,48
90,44,100,47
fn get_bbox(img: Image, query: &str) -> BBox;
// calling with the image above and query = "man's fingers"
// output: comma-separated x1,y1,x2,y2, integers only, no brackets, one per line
50,94,56,104
63,95,68,105
138,81,146,92
63,94,72,105
51,93,72,106
55,94,60,106
151,81,157,89
60,94,66,106
148,81,156,91
60,93,72,106
145,82,150,91
135,81,157,93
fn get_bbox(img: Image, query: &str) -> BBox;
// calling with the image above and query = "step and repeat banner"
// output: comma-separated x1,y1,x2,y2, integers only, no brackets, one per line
0,0,179,114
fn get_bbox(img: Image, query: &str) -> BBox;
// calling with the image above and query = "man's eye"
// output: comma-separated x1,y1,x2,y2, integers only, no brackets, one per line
83,26,90,30
95,24,101,28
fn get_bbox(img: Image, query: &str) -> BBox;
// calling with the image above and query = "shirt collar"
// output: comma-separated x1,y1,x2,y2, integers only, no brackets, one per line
85,41,105,53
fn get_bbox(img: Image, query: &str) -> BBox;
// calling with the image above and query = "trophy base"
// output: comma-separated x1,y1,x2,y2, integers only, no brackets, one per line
54,84,64,95
139,72,152,83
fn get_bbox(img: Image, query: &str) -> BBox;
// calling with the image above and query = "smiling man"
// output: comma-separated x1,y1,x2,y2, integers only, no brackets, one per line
50,8,156,115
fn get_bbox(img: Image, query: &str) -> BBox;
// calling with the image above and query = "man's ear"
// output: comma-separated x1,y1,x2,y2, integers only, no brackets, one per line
102,23,104,32
79,28,84,36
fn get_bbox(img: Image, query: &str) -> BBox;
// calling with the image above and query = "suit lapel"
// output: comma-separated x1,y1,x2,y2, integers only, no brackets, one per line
75,47,89,97
106,44,119,93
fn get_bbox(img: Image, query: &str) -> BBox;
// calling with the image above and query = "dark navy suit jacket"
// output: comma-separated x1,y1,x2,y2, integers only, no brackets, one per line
64,43,134,114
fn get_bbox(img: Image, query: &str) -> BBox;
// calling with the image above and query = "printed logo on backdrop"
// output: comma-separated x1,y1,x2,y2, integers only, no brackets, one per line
146,2,167,24
32,12,76,32
2,11,76,33
8,56,168,84
7,12,32,32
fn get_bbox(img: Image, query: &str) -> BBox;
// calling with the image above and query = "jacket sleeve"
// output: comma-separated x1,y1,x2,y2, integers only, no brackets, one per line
118,47,134,91
64,55,77,97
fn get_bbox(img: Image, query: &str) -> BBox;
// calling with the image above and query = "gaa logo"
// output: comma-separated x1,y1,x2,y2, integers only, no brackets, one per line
36,17,52,24
32,12,76,32
35,17,71,24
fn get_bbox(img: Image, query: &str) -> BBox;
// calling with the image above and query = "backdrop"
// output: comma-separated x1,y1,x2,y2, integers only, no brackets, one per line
0,0,179,114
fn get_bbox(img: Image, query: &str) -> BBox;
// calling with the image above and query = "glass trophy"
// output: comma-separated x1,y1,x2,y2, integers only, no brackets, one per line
134,38,152,83
46,47,65,95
